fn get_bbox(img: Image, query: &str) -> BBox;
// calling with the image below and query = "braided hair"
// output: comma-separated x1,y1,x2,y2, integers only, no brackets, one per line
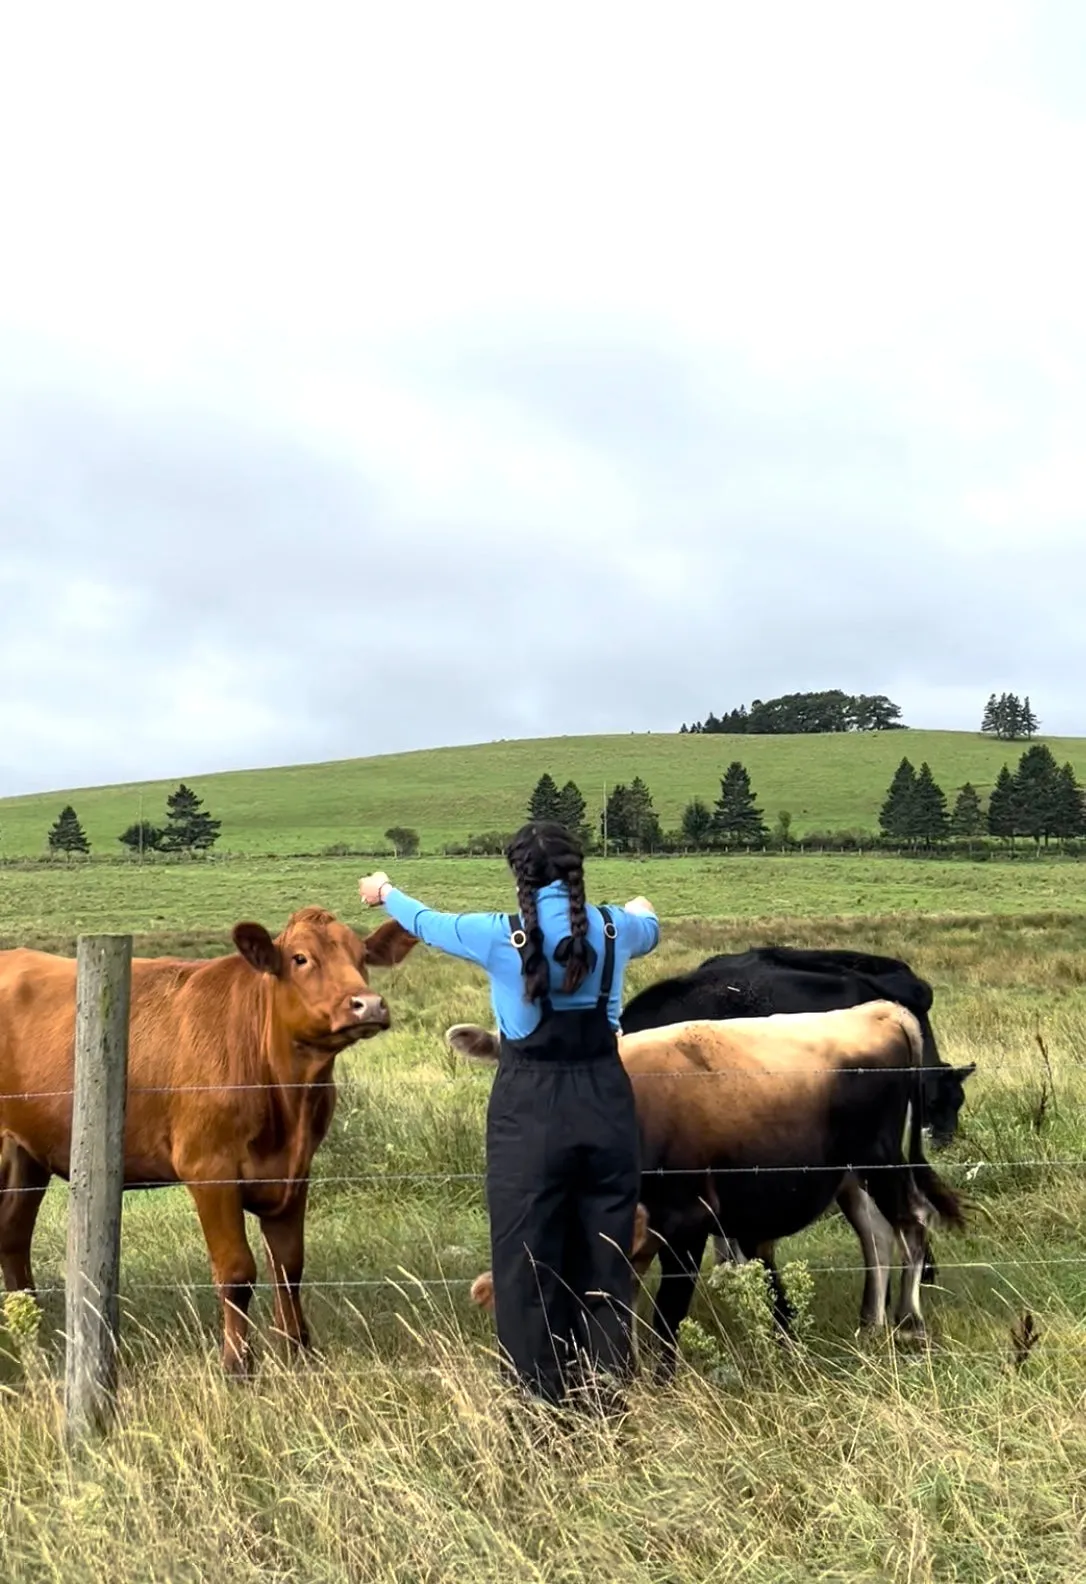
504,820,599,1002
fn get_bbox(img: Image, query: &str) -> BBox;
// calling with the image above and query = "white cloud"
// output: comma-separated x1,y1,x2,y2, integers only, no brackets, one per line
1,0,1085,792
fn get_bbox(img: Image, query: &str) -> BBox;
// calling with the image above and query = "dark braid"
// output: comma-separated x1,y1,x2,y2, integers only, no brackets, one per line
551,850,594,992
512,864,550,1004
504,820,598,1002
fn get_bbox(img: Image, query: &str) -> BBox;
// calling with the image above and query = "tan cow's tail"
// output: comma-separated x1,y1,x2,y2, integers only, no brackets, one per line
894,1004,966,1231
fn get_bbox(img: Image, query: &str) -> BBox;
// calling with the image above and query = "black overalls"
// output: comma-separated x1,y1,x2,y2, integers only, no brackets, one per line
484,906,642,1407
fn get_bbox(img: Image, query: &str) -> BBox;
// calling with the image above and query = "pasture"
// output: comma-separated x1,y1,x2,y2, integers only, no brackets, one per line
3,857,1086,1580
4,726,1086,854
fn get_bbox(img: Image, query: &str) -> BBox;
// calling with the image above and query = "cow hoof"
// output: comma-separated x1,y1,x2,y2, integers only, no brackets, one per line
222,1349,254,1380
893,1317,927,1345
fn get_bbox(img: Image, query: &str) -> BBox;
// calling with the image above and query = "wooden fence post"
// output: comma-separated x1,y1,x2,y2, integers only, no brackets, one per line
65,933,132,1446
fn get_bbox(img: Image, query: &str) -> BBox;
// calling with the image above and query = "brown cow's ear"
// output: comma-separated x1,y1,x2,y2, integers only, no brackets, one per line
360,920,419,968
233,923,283,976
446,1024,500,1063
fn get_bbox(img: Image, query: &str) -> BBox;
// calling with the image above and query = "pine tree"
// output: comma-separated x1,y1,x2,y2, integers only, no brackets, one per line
949,783,984,838
879,758,917,841
624,776,662,851
1054,763,1086,839
1005,694,1025,740
681,797,714,849
910,763,950,843
602,784,628,850
119,820,164,854
48,805,90,857
712,761,769,844
987,766,1017,841
984,692,1034,741
527,773,561,822
554,780,589,845
1013,744,1063,845
162,784,222,852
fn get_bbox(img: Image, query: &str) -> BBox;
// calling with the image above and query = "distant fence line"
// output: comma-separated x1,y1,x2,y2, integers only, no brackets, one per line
5,841,1086,869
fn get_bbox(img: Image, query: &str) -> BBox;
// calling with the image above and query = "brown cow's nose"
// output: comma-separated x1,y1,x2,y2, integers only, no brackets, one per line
350,993,389,1027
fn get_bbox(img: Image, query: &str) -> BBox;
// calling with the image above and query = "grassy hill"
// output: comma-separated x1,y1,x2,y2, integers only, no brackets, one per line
2,729,1085,858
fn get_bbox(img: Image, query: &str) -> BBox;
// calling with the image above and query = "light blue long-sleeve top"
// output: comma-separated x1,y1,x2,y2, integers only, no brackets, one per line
380,879,660,1038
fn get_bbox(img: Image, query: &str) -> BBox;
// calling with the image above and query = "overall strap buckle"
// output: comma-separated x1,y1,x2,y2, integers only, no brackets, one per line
597,905,617,1008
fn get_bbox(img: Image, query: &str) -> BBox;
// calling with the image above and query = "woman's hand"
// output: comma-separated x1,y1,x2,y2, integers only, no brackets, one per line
624,895,656,916
359,872,392,908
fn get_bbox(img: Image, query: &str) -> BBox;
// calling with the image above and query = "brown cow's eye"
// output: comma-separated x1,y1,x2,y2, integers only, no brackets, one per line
292,953,308,967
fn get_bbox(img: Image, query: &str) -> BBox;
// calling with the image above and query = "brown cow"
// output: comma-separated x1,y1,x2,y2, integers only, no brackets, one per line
0,907,417,1373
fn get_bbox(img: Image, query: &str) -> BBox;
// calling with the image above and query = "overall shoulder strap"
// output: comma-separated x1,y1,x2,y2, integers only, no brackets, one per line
596,905,617,1008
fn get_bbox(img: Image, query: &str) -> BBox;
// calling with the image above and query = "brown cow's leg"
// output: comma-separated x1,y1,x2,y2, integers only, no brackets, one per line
0,1141,50,1294
259,1188,311,1357
187,1183,257,1374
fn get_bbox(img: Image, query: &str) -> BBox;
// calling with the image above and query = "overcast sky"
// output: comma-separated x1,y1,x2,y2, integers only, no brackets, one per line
2,1,1085,795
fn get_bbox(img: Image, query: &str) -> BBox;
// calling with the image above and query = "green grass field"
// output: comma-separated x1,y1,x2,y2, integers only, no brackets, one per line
4,727,1086,856
1,852,1084,957
3,857,1086,1577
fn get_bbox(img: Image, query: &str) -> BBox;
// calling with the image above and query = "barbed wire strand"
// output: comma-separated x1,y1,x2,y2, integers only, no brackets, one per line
14,1249,1086,1302
0,1156,1082,1196
0,1064,994,1102
0,1064,1044,1105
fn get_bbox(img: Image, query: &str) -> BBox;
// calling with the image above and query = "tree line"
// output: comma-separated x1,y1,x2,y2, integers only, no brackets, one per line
45,785,222,858
680,690,905,735
680,688,1046,742
526,765,771,852
32,743,1086,864
521,745,1086,857
879,746,1085,845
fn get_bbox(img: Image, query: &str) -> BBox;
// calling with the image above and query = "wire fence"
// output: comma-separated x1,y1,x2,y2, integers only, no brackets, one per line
7,1056,1086,1372
0,1056,1080,1198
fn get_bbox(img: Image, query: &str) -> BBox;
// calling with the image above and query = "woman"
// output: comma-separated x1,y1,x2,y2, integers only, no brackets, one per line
359,820,659,1409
